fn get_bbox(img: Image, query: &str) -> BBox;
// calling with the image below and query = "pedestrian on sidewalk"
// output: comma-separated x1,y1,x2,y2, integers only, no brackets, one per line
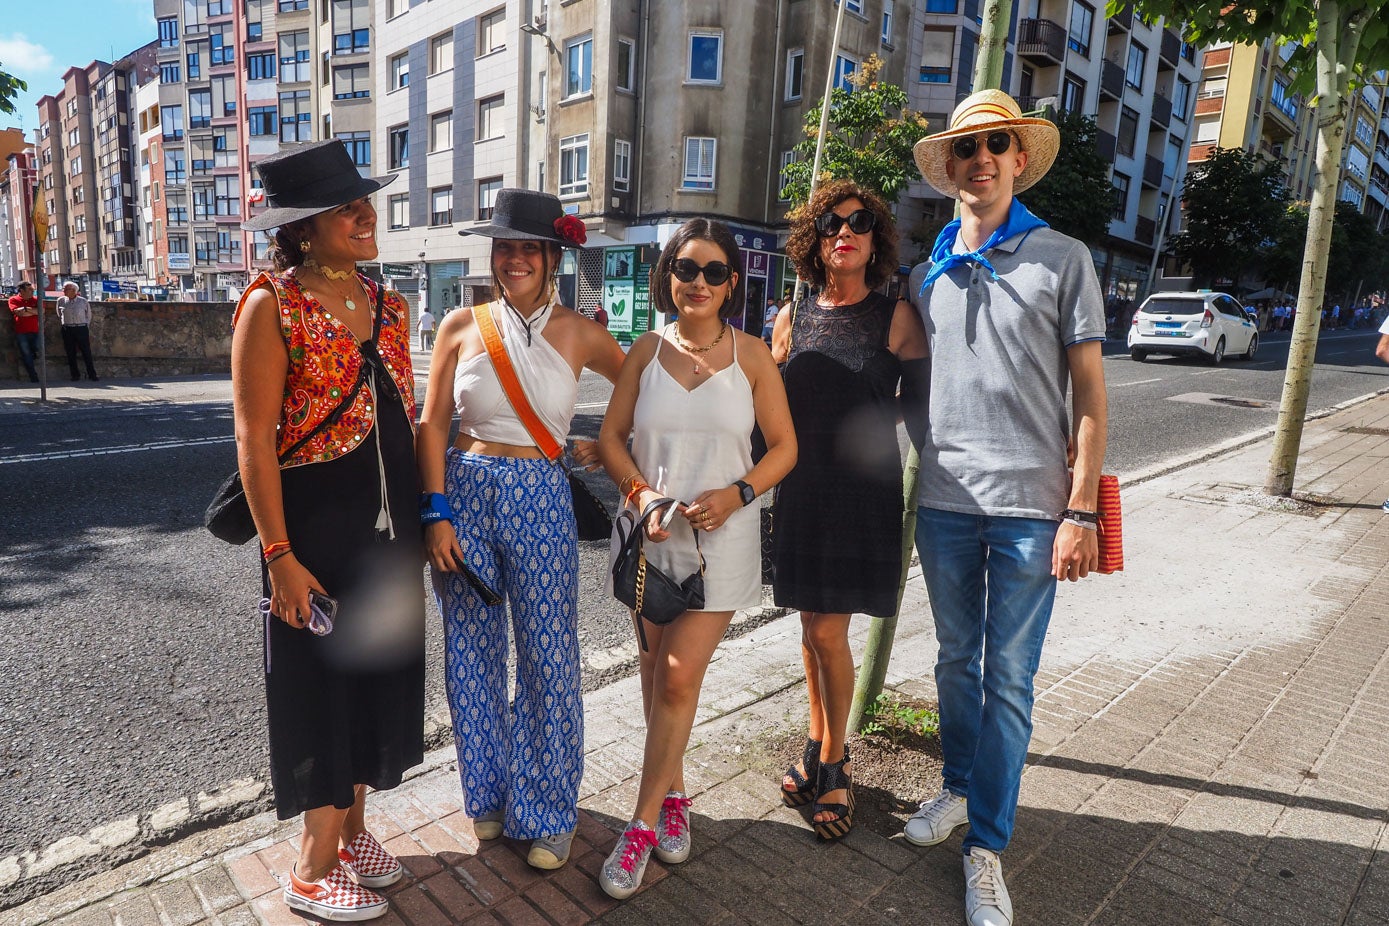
416,305,435,351
769,180,928,841
416,188,625,873
57,282,99,381
905,90,1109,926
594,219,796,900
7,280,41,382
234,140,426,923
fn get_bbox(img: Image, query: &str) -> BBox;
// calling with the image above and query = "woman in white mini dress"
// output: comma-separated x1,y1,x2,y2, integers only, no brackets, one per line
596,219,796,900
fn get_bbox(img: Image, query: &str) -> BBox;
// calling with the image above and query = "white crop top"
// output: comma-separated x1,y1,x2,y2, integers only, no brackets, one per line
453,299,579,448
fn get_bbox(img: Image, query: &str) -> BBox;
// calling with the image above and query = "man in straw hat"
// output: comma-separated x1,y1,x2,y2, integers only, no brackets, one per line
902,90,1109,926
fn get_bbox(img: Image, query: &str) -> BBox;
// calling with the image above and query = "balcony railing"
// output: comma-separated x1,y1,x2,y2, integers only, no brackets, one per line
1097,129,1117,161
1143,155,1164,188
1135,215,1156,244
1159,30,1181,68
1150,93,1172,129
1100,59,1124,100
1108,6,1132,33
1017,18,1066,66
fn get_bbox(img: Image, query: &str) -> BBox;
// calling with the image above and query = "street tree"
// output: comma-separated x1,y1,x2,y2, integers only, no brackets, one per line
0,64,26,116
1167,146,1288,290
1021,110,1122,245
779,55,931,209
1123,0,1389,496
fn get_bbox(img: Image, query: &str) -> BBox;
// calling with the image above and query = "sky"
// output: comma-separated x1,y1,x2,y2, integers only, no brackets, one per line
1,0,157,137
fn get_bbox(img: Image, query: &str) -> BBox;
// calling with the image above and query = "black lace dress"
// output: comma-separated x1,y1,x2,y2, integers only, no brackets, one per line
772,291,903,617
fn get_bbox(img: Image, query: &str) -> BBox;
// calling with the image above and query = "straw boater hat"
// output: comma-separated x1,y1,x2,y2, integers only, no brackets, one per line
241,139,396,231
913,89,1060,199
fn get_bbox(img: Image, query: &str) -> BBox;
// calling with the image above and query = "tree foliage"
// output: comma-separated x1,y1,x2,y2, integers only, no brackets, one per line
1019,110,1116,246
1326,201,1389,302
0,64,27,116
779,55,931,210
1169,147,1288,290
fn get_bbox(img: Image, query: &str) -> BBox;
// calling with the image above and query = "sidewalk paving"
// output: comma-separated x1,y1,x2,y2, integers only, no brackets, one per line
11,392,1389,926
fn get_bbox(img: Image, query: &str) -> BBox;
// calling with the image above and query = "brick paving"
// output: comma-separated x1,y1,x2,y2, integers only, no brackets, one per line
13,393,1389,925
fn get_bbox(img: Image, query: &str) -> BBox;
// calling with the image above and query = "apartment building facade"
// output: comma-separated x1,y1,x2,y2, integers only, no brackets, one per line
373,0,539,314
151,0,382,299
36,63,111,293
94,43,160,291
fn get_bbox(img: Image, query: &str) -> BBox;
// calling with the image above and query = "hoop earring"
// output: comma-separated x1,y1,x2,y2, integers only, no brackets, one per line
869,252,878,265
299,240,311,253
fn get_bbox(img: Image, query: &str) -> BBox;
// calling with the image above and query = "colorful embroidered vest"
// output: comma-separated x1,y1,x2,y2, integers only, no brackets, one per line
233,270,417,467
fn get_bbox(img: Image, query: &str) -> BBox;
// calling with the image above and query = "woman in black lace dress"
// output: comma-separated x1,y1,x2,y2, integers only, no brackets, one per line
771,179,928,840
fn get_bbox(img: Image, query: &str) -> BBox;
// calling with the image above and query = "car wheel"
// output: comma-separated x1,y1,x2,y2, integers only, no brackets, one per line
1130,348,1149,362
1243,333,1258,360
1210,336,1225,364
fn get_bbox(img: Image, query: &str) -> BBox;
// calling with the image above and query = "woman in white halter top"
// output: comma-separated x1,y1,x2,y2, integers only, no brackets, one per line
594,219,797,899
415,189,625,872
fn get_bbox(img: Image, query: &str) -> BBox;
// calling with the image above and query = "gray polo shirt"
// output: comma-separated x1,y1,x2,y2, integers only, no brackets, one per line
908,224,1105,520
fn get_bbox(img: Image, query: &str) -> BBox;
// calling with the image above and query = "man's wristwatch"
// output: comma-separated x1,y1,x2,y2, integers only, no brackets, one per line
734,480,756,507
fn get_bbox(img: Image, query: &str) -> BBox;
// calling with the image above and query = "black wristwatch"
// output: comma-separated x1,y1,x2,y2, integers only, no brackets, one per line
734,480,756,507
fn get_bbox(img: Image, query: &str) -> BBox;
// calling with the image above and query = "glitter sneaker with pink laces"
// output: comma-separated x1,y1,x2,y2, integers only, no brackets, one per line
284,864,389,922
598,820,659,900
338,831,404,889
654,791,692,864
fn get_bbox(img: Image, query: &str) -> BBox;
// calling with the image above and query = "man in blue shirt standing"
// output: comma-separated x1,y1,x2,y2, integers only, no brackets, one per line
904,90,1109,926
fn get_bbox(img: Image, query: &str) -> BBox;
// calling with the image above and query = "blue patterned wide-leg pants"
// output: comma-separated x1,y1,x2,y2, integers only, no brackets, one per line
435,450,583,840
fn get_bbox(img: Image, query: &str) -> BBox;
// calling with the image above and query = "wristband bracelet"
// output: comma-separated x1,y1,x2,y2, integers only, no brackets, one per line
1063,517,1098,531
1059,507,1100,525
420,492,451,525
262,540,292,562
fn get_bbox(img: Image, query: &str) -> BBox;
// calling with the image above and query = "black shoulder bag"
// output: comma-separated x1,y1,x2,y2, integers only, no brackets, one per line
204,284,385,545
612,498,706,650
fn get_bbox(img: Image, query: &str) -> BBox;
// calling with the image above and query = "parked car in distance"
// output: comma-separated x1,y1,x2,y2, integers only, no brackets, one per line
1128,291,1259,363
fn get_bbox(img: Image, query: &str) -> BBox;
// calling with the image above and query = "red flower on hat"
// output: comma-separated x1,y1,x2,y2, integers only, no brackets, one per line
554,215,587,246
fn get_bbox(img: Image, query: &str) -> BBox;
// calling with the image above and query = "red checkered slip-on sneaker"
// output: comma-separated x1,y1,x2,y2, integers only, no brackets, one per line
338,831,404,888
284,864,389,922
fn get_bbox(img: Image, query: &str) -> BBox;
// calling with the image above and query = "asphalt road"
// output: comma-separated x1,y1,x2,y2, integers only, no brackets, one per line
1,327,1385,871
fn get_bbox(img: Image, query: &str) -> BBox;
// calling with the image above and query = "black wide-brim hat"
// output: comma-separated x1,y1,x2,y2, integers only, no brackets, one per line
242,139,396,232
460,188,587,247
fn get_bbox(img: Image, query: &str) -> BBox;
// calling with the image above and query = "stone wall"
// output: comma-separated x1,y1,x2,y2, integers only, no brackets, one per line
1,299,235,380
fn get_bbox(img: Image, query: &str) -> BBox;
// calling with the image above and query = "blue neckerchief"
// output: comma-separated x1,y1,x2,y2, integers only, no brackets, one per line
918,199,1049,294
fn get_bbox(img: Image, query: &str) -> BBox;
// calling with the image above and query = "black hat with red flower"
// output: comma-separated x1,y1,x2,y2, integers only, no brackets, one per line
460,188,588,248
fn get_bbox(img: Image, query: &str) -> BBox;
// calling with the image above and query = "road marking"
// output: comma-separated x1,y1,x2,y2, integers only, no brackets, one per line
0,435,234,465
1112,377,1162,387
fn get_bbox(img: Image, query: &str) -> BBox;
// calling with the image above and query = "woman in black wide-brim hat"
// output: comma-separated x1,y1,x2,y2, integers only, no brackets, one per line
415,188,625,871
232,138,423,922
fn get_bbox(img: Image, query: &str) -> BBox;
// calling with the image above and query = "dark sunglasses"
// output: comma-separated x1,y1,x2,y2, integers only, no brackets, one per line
670,258,734,286
951,131,1015,160
814,208,878,238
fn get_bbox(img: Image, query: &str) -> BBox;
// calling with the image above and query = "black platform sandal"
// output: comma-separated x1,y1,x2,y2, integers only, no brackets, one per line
812,748,854,840
781,737,821,808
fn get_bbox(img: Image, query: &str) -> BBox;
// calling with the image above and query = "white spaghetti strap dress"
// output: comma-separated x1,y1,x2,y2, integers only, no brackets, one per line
612,327,762,612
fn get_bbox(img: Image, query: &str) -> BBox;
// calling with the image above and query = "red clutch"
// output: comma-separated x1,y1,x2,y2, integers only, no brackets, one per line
1096,474,1123,574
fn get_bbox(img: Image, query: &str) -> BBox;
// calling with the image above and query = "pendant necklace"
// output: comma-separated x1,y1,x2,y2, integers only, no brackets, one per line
673,322,728,374
307,259,361,311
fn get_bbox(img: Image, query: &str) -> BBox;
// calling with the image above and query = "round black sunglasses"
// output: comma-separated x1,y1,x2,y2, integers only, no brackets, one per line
950,131,1016,160
670,258,734,286
814,208,878,238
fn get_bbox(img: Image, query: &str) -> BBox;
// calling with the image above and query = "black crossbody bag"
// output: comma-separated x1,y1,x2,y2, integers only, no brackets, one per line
204,284,383,545
612,498,706,650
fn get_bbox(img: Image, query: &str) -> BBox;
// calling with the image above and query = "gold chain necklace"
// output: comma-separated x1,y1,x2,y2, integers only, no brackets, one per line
673,322,728,374
307,262,363,311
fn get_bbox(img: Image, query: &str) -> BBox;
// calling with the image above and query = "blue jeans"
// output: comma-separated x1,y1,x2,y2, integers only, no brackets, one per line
15,332,39,381
915,506,1058,854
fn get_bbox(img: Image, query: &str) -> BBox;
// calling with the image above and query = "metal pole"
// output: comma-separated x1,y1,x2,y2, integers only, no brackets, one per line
789,0,849,309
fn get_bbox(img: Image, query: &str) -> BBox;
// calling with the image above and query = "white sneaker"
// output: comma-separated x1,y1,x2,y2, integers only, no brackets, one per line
903,787,968,847
963,848,1013,926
